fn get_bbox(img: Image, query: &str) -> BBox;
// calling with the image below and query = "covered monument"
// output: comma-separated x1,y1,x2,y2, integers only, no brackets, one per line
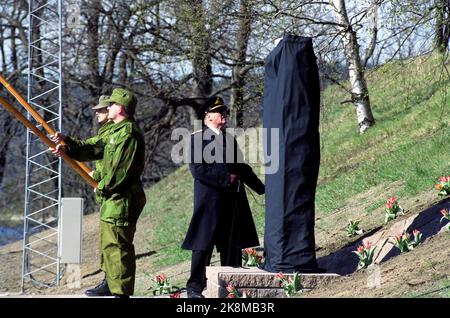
263,35,321,273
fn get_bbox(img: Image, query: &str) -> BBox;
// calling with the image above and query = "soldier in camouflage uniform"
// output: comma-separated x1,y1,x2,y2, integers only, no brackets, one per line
52,95,113,280
51,88,146,298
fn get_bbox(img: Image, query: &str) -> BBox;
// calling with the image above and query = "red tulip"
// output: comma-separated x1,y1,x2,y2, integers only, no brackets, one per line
387,196,397,204
170,292,180,298
276,272,285,280
226,283,235,293
244,248,257,256
357,246,364,254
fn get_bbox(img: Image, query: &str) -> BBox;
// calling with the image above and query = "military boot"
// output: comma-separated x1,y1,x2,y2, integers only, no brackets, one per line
85,279,112,297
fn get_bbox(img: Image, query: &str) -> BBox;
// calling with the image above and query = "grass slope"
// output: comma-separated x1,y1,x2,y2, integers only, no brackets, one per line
139,53,448,277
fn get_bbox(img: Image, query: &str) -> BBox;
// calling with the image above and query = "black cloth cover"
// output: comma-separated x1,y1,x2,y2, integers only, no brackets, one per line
263,35,321,273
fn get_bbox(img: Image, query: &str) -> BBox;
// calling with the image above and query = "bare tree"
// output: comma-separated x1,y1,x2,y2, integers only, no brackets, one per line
330,0,376,133
230,0,254,127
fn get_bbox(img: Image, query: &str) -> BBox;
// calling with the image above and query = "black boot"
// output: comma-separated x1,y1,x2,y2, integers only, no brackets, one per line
187,289,205,298
85,279,112,297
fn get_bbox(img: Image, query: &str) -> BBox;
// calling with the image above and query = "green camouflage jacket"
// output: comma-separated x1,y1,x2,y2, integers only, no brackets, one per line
67,119,146,226
66,121,113,182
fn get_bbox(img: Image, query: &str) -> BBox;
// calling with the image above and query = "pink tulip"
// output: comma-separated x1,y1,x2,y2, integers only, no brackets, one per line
155,273,167,284
388,197,397,204
441,209,449,217
412,229,420,237
363,241,372,249
170,292,181,298
276,272,285,280
357,246,364,254
244,248,257,256
226,283,235,293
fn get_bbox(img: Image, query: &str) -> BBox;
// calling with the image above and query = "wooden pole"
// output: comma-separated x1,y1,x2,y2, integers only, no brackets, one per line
0,74,93,175
0,96,98,188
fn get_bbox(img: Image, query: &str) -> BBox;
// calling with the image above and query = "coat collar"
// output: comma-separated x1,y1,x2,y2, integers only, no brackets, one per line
109,118,133,133
203,123,222,135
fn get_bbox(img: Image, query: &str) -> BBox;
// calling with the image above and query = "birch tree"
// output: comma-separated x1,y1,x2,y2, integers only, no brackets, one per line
330,0,376,133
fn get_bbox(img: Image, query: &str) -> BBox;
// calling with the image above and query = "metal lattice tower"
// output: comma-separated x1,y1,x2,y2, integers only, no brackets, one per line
22,0,63,291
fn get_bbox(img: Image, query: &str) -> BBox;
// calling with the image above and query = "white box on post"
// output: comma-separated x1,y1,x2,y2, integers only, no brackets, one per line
60,197,83,264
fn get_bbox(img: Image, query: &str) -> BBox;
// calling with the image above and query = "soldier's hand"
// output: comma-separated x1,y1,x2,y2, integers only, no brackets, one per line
50,132,66,144
229,173,239,185
49,144,67,156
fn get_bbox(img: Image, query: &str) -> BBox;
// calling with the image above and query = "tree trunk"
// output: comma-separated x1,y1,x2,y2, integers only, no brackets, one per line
0,122,14,185
230,0,252,128
187,0,213,122
117,52,128,85
434,0,450,53
86,1,102,96
331,0,375,134
0,24,6,74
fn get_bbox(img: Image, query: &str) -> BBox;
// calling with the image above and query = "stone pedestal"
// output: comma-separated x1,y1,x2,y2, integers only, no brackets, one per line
205,266,339,298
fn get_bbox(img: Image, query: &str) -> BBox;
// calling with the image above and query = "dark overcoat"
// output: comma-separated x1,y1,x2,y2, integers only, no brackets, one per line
181,126,264,252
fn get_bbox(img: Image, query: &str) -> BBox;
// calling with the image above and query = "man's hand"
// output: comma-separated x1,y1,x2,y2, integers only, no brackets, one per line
49,144,67,156
229,174,239,185
50,132,67,144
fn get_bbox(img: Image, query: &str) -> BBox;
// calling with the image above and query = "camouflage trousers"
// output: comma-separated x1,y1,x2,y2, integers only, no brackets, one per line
99,220,137,296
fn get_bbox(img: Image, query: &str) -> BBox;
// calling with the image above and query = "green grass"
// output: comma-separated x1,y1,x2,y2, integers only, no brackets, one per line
409,277,450,298
138,52,449,271
318,53,449,213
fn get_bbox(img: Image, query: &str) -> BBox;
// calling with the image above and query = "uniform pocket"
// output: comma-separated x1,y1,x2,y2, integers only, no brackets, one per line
101,193,129,224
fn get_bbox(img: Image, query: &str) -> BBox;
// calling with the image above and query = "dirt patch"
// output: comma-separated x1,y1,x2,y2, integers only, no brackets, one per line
0,212,102,295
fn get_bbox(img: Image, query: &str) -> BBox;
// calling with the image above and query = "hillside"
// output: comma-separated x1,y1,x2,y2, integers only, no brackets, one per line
0,53,449,297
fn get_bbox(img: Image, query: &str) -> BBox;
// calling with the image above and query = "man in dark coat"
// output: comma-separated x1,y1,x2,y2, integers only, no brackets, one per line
182,96,265,298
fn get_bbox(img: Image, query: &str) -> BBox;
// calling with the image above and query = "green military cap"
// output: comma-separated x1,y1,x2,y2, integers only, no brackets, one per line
92,95,111,110
104,88,137,110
